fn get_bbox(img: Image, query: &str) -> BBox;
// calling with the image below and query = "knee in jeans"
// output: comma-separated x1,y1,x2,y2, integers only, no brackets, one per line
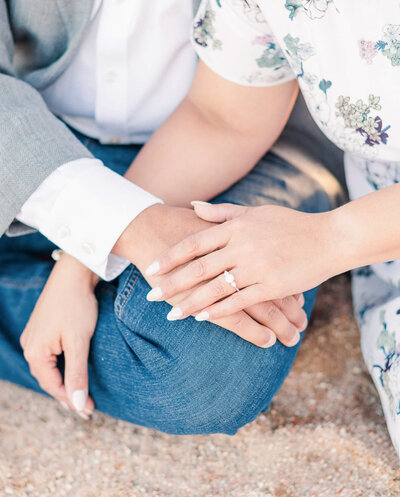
157,364,277,436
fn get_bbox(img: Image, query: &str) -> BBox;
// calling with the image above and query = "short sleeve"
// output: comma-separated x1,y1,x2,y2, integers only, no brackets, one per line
191,0,295,87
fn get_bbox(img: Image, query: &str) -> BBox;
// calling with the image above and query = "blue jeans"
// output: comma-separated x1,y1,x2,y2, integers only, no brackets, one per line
0,129,336,435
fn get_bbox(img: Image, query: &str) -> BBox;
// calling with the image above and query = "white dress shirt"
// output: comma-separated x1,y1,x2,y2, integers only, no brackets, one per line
15,0,197,280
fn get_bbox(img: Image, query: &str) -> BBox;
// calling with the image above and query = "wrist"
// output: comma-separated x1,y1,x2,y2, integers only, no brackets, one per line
112,203,166,262
325,205,367,275
55,253,100,291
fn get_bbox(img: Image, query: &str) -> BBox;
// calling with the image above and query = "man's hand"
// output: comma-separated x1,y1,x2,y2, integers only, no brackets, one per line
20,254,99,418
113,204,307,347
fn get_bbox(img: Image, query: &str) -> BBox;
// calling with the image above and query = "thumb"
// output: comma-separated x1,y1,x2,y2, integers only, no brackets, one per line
190,201,248,223
64,338,91,413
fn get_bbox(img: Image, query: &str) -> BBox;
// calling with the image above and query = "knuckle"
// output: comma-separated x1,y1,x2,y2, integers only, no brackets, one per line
262,304,278,323
279,297,292,308
211,279,227,299
23,349,40,364
183,235,200,255
191,259,207,278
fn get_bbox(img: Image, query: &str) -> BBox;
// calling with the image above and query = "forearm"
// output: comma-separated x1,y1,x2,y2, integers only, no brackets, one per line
125,63,297,206
330,183,400,274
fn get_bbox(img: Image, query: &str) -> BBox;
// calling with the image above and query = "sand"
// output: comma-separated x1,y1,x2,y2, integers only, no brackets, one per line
1,275,399,497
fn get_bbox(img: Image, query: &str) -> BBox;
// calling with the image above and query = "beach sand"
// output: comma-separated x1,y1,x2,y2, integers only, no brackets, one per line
1,275,399,497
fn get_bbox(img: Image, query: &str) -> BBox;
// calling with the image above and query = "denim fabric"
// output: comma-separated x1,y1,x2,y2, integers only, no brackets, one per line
0,129,337,435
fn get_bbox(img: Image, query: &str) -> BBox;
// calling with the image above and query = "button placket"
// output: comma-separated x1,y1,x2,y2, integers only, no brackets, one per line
95,0,137,134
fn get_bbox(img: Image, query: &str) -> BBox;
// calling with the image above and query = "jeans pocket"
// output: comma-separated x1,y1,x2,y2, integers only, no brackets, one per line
114,266,198,374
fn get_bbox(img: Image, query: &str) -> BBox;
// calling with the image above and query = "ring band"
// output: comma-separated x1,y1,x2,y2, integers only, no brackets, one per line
224,270,240,292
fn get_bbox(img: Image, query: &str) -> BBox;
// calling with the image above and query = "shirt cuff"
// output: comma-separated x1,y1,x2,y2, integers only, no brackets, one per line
16,158,163,280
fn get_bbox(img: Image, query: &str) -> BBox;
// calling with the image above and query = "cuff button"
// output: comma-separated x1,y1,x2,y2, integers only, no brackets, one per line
82,242,96,255
57,225,71,239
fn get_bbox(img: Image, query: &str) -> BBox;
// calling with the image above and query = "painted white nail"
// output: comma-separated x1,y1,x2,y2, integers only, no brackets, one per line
145,261,160,276
71,390,87,412
195,311,210,322
167,307,183,321
191,201,211,207
146,287,163,301
60,401,70,411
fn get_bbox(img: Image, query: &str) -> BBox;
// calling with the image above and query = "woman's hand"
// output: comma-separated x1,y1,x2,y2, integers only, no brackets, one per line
144,202,340,323
118,204,307,347
20,253,99,419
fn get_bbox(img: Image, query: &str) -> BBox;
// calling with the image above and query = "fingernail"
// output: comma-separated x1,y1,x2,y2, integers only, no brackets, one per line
145,261,160,277
288,330,301,346
262,334,276,348
146,287,163,301
167,307,183,321
191,201,211,207
59,401,70,410
77,411,90,421
71,390,87,412
299,294,305,306
195,311,209,322
298,317,308,332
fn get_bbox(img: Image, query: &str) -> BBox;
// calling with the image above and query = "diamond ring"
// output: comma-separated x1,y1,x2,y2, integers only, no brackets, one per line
224,270,240,292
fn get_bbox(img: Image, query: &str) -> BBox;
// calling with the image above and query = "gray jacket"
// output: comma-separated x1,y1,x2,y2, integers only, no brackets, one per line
0,0,343,236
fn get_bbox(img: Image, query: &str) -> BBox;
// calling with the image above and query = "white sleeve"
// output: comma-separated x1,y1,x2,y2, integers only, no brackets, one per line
13,158,163,281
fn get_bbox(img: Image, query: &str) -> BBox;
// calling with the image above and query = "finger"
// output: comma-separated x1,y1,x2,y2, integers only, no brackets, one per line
191,201,249,223
194,284,265,322
147,248,234,302
24,347,94,418
212,311,276,348
63,337,92,414
273,296,308,331
165,268,253,320
28,354,67,401
145,224,230,277
246,302,301,347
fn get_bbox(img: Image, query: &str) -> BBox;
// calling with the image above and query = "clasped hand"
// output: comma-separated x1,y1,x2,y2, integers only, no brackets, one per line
19,204,310,417
145,202,334,332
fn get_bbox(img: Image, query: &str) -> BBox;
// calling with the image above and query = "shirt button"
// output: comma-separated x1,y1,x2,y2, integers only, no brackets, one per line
104,71,117,83
57,225,71,239
82,242,96,255
109,136,121,145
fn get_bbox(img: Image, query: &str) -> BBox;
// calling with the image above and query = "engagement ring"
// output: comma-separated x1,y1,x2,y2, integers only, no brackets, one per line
224,270,240,292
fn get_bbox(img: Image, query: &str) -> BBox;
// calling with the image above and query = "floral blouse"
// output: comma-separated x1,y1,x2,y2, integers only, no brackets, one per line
193,0,400,457
192,0,400,162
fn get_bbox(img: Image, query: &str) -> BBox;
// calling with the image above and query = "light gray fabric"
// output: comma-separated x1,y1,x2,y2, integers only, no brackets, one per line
0,0,96,236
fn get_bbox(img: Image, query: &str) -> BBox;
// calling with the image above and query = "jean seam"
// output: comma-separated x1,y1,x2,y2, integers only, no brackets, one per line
115,268,141,320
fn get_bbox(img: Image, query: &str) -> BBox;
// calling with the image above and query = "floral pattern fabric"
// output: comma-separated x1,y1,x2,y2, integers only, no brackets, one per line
192,0,400,459
192,0,399,161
